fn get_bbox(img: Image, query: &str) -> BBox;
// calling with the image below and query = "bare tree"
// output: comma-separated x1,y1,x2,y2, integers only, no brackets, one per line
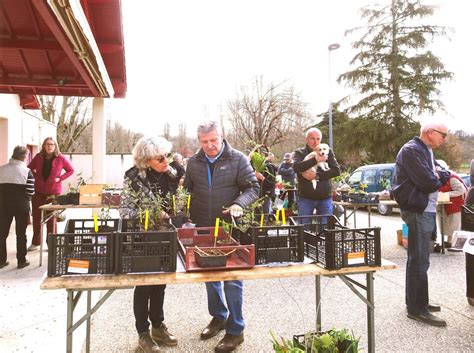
227,77,312,148
38,96,92,152
163,122,171,140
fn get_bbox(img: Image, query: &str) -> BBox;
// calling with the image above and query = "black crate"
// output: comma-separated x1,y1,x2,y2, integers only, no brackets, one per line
342,193,379,204
115,219,177,274
47,218,119,277
47,233,115,277
461,205,474,231
237,221,304,264
289,214,341,234
304,225,381,270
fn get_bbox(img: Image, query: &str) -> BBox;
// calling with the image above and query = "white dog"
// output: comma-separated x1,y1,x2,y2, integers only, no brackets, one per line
303,143,330,189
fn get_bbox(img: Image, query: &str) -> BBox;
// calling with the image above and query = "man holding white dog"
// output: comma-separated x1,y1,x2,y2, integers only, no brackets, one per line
293,128,340,221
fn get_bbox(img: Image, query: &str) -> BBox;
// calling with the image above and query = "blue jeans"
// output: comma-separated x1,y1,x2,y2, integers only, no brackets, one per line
205,280,244,335
401,210,435,315
297,196,333,225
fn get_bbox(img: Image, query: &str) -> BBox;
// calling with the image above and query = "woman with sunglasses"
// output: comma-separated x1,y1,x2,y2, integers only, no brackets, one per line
120,136,178,353
27,137,74,251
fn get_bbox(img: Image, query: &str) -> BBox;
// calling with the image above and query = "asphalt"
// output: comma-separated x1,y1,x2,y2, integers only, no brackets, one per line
1,209,473,353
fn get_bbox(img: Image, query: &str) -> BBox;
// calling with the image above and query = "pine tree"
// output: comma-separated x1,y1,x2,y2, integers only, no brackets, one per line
338,0,453,162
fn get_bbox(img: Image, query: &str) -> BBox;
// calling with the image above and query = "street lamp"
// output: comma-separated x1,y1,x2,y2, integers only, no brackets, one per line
328,43,340,149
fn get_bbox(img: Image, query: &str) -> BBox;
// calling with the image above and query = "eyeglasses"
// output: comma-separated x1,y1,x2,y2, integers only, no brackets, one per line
432,129,448,138
45,143,55,146
156,153,171,163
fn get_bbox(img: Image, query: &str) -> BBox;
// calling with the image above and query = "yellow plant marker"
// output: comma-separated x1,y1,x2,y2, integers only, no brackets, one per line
139,208,142,224
144,210,149,231
93,214,98,233
172,195,176,215
281,209,286,225
187,195,191,214
214,217,220,246
259,214,264,227
275,209,280,223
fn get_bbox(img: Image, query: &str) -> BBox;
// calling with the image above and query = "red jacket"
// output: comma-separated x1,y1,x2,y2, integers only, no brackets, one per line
439,173,467,215
28,153,74,195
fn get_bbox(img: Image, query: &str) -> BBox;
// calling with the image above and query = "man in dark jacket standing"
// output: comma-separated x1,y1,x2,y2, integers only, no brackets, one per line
184,121,259,352
0,146,35,269
393,122,450,327
293,128,340,221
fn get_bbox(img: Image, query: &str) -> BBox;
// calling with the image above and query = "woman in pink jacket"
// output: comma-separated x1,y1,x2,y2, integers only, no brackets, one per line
27,137,74,250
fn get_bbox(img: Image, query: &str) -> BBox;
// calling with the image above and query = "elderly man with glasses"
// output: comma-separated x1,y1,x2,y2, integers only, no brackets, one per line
393,122,450,327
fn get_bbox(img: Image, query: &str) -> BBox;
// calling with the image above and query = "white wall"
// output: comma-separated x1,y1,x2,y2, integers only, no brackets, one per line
0,94,56,164
61,154,133,191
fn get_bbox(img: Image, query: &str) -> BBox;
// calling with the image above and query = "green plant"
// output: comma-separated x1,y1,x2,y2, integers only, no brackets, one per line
68,171,88,194
270,331,304,353
230,197,266,234
169,186,190,216
250,150,267,174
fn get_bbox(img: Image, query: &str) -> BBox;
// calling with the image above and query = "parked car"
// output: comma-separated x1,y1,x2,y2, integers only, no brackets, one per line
460,173,471,188
345,163,396,215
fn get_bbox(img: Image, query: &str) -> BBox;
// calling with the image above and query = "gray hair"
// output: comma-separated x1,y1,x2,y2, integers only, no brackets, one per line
172,153,183,162
12,145,29,161
306,127,322,138
132,136,172,170
420,121,448,134
197,120,223,138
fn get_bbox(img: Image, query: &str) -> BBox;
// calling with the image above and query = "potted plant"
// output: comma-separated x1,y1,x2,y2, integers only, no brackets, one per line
168,186,191,228
55,172,88,205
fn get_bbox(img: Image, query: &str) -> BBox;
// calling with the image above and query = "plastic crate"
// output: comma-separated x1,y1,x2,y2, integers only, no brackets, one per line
237,222,304,264
177,227,255,272
115,219,177,274
342,193,379,204
304,225,381,270
289,214,342,234
461,205,474,231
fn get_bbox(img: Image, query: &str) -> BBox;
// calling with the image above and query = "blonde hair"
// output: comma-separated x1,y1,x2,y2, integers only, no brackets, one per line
132,136,172,170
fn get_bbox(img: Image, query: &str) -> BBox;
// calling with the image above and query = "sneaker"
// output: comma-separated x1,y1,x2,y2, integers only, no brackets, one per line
151,323,178,346
18,261,30,269
28,245,39,251
138,331,160,352
0,261,9,269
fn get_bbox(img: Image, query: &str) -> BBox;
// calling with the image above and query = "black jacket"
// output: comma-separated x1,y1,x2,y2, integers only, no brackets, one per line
393,136,450,213
293,145,340,200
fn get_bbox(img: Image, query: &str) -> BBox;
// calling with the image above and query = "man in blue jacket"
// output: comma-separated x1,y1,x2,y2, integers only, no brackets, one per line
393,122,450,326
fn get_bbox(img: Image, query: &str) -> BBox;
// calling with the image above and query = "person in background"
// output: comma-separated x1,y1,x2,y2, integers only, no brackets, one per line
252,146,276,215
184,120,259,352
120,136,178,353
464,159,474,306
278,152,296,209
392,122,450,326
169,153,186,188
0,146,35,269
293,128,340,222
27,137,74,251
436,160,468,250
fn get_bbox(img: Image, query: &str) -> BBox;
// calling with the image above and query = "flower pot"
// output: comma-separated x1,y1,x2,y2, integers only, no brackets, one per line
194,249,227,268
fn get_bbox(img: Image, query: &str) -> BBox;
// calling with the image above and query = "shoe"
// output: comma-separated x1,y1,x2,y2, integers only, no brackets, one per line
201,317,226,340
444,242,452,248
215,333,244,352
427,303,441,312
468,297,474,306
28,244,39,251
0,261,9,269
138,331,160,352
407,312,446,327
151,323,177,346
17,261,30,269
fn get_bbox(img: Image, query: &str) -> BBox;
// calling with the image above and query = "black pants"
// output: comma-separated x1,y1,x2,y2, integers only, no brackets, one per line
134,284,166,334
0,209,28,264
467,253,474,298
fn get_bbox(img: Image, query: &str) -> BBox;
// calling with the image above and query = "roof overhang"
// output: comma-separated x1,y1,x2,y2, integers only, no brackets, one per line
0,0,127,107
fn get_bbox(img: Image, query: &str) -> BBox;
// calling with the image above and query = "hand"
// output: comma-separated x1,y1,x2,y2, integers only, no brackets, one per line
255,171,265,181
223,204,243,217
301,169,316,181
55,177,60,183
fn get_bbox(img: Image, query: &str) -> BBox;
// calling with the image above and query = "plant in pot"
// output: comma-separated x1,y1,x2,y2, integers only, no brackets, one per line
168,186,191,228
271,328,359,353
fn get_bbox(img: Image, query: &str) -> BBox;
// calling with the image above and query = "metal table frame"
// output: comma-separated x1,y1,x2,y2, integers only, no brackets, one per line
41,260,396,353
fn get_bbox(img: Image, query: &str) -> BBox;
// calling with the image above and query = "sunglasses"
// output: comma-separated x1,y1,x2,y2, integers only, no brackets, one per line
432,129,448,138
156,153,171,163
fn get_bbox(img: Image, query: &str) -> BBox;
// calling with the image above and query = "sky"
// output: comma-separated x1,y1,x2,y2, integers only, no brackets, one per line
109,0,474,136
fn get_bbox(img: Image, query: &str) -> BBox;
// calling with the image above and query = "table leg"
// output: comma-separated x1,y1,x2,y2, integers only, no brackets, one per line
86,291,91,353
366,272,375,353
343,207,347,226
439,205,446,254
353,207,357,228
368,206,371,227
315,275,321,331
39,209,44,267
66,290,74,353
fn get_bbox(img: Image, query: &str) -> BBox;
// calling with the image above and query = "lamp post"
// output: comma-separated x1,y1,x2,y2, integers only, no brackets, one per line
328,43,340,149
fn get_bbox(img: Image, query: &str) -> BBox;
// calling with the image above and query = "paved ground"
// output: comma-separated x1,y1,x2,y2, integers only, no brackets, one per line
1,208,473,352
